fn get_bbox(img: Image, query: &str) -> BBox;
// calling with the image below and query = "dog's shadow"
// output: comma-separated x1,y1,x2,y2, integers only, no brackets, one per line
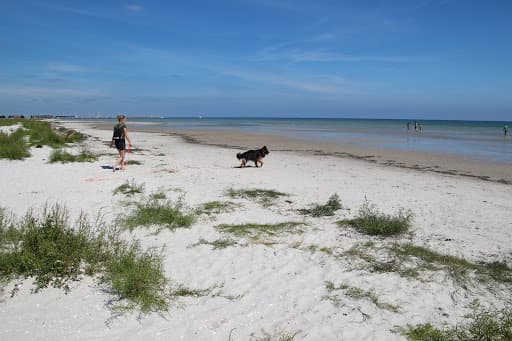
233,165,259,169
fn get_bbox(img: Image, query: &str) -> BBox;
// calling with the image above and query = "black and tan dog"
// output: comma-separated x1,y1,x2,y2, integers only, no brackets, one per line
236,146,269,168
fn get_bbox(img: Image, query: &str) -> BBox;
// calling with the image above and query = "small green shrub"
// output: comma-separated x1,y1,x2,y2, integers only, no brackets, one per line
113,180,145,196
49,149,97,163
123,200,196,231
298,194,342,217
339,200,412,236
227,188,288,207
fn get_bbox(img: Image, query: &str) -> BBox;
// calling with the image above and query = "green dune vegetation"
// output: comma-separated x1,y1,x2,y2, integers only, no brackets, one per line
0,119,86,160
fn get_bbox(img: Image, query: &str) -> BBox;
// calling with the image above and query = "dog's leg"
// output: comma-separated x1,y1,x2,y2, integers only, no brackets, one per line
260,160,264,167
254,160,259,168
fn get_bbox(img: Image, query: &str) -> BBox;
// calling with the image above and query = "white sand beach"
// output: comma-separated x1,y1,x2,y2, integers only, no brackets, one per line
1,121,511,340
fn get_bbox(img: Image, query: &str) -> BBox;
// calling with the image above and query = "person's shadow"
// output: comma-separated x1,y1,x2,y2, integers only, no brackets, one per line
101,165,114,170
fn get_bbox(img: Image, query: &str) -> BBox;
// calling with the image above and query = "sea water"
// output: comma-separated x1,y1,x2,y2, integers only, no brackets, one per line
83,117,512,164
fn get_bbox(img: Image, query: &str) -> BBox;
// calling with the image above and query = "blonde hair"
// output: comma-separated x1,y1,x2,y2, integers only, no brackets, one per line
116,115,126,121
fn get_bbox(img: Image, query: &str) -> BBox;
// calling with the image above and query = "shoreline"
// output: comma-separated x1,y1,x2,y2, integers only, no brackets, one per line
72,119,512,185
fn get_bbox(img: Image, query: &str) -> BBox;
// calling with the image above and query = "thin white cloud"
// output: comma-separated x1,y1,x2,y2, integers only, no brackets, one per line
126,4,144,12
48,64,90,73
255,49,412,63
0,86,100,97
216,67,358,95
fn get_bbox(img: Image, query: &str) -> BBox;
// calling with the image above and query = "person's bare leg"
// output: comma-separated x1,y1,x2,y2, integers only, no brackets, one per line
120,150,126,170
113,150,123,172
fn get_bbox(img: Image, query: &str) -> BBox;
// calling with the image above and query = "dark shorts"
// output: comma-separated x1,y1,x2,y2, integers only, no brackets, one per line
114,139,126,151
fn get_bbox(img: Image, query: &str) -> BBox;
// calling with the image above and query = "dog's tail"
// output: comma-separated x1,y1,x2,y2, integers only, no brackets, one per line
236,152,243,160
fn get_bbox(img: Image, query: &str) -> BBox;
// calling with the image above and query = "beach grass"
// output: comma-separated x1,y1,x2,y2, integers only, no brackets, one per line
123,199,196,232
196,201,240,215
22,121,85,148
0,119,21,126
305,244,335,256
126,160,142,165
325,281,400,313
0,129,30,160
0,120,86,160
0,205,171,313
227,188,288,207
298,194,342,217
100,242,169,313
400,308,512,341
216,222,305,239
149,190,167,200
252,331,299,341
48,149,98,163
389,243,512,284
171,285,212,298
113,179,145,196
0,205,106,292
189,237,238,250
338,200,412,236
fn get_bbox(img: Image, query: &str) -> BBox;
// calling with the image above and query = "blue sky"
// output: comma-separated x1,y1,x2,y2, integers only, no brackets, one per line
1,0,511,119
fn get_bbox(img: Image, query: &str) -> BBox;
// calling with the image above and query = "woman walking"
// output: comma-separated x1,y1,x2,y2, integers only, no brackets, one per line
110,114,132,172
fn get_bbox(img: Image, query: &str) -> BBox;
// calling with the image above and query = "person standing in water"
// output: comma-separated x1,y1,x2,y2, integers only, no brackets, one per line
110,114,132,172
504,124,509,136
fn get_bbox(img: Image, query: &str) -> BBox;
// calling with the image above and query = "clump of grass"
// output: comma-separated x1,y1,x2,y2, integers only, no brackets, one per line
171,285,212,298
216,222,305,240
0,129,30,160
48,149,98,163
298,194,342,217
0,120,86,160
23,121,84,146
100,243,169,313
113,179,145,196
189,238,238,250
306,244,334,256
251,330,300,341
325,281,400,312
126,160,142,165
0,119,21,126
149,191,167,200
401,308,512,341
227,188,288,207
0,205,173,314
338,200,412,236
196,201,240,215
342,241,512,284
123,199,196,232
0,205,107,292
390,243,512,284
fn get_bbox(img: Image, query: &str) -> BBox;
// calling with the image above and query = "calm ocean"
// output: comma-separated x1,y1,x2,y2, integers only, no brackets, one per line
84,117,512,164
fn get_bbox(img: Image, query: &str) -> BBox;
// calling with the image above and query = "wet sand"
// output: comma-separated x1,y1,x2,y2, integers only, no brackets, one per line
78,120,512,184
